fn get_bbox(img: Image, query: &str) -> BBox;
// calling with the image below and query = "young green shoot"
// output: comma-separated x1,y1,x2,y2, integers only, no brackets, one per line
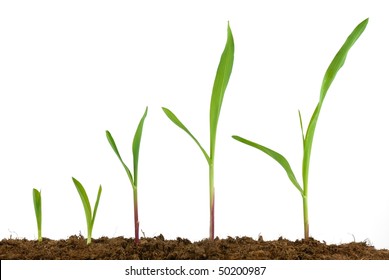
162,23,234,240
72,177,102,245
232,18,368,240
32,188,42,242
106,106,148,244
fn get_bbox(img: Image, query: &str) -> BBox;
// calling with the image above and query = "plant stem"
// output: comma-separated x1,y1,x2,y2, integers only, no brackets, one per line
302,194,309,240
87,219,91,244
209,162,215,241
133,188,140,244
38,229,42,242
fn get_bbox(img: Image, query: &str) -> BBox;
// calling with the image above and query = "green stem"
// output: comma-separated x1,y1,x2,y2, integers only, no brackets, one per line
87,229,92,245
133,187,140,244
209,162,215,241
38,229,42,242
302,193,309,240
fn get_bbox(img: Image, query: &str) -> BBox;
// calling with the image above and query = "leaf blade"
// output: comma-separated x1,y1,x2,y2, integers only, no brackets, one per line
91,185,102,230
72,177,92,229
132,107,148,186
210,22,234,160
162,107,210,163
32,188,42,240
232,135,303,194
106,130,135,187
32,188,42,223
298,110,305,146
302,104,321,190
303,18,368,190
320,18,368,102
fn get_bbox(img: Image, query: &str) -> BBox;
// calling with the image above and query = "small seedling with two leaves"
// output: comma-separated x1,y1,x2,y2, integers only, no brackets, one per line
72,177,102,245
233,18,368,240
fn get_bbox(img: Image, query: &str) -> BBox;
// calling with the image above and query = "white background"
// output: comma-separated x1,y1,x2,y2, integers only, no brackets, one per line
1,0,389,250
3,260,389,279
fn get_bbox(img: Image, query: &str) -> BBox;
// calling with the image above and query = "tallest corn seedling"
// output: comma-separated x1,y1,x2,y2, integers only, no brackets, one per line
162,23,234,240
233,18,368,240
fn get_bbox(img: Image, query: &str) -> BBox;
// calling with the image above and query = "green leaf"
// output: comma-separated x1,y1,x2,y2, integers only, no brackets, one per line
32,188,42,223
72,177,92,229
303,18,368,190
106,130,135,187
320,18,368,102
298,110,305,146
302,103,321,190
232,135,303,195
91,185,102,230
132,107,148,186
32,188,42,241
162,107,210,163
210,22,235,160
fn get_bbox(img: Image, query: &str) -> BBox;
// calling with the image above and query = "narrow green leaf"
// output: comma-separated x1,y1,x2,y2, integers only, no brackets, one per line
210,22,235,160
132,107,148,186
106,130,135,187
32,188,42,241
302,103,321,190
232,135,303,194
320,18,368,102
303,18,368,190
298,110,305,146
91,185,102,230
32,189,42,223
162,107,210,163
72,177,92,232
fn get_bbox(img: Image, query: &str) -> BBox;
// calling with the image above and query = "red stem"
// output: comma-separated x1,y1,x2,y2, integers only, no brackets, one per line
210,194,215,240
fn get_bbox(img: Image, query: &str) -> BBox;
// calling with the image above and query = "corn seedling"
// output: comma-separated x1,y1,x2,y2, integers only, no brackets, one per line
32,188,42,242
72,177,102,245
162,23,234,240
232,18,368,240
106,106,148,244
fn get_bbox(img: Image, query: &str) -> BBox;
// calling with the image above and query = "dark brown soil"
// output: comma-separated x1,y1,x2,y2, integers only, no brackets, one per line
1,235,389,260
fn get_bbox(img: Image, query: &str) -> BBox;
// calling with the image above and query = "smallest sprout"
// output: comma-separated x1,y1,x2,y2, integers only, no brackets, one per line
32,188,42,242
72,177,102,245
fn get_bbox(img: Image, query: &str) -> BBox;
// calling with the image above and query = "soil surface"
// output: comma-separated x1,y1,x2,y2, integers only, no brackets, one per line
1,235,389,260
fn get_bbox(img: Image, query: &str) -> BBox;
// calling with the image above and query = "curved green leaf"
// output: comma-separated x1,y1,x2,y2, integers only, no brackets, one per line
303,18,368,190
91,185,102,230
302,103,321,191
210,22,235,160
132,107,148,186
106,130,135,187
232,135,303,194
72,177,92,229
162,107,210,163
320,18,368,102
